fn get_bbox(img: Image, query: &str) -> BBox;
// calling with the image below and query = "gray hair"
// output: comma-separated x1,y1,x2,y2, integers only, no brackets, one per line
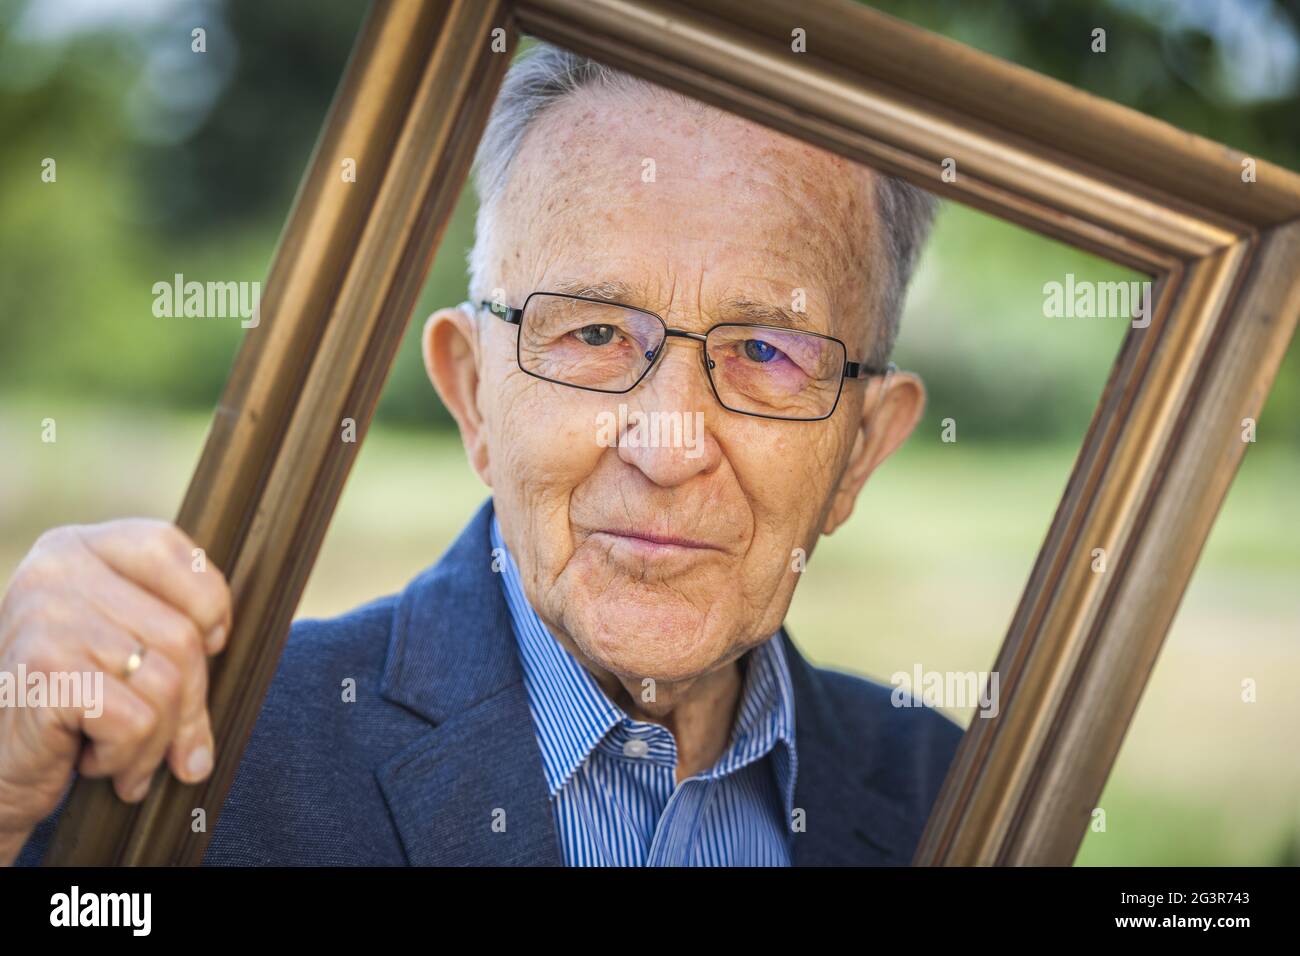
469,43,937,366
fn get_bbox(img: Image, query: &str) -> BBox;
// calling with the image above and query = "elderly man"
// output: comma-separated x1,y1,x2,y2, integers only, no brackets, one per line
3,44,959,867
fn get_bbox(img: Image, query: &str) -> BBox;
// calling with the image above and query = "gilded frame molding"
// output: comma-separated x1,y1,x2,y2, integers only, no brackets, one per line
46,0,1300,866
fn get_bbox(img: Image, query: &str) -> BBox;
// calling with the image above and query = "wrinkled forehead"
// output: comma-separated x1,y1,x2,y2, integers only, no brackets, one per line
493,84,879,337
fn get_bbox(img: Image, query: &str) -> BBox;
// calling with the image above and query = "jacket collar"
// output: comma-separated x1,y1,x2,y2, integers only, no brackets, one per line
375,497,911,866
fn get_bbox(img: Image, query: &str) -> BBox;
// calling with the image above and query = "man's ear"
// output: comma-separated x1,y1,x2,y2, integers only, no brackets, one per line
822,370,926,534
422,306,492,486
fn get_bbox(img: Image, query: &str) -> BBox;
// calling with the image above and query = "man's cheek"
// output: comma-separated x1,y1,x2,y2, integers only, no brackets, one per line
742,442,836,563
735,431,830,503
492,403,603,494
796,430,847,498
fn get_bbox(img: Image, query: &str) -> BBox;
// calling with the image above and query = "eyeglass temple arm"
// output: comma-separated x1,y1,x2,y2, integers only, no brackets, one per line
844,359,896,379
476,300,522,325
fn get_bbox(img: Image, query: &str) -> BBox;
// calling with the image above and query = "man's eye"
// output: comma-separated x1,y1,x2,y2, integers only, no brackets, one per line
573,324,616,346
742,339,781,363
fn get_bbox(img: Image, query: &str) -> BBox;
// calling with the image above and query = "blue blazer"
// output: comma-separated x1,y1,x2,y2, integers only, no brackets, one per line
21,498,963,866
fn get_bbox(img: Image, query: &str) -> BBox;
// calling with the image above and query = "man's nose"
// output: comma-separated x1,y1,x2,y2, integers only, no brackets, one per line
615,338,721,486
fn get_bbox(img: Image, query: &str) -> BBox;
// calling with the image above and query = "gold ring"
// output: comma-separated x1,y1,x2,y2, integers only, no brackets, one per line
122,645,147,680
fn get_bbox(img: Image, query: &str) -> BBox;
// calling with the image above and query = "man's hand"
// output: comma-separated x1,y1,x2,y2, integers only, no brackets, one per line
0,520,231,865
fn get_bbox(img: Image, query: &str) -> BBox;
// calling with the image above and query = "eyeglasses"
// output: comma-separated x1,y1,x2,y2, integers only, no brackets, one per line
472,292,894,422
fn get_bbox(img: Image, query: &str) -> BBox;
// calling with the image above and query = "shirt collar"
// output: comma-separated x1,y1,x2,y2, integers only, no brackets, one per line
489,513,798,811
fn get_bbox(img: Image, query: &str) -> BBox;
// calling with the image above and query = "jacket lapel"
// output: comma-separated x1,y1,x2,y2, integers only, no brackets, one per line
782,629,918,866
374,499,562,866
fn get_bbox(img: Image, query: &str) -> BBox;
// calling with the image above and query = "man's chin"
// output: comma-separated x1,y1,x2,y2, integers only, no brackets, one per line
562,602,734,685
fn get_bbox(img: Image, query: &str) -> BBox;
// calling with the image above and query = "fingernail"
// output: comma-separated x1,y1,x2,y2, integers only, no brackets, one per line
130,777,152,802
186,745,212,780
206,624,226,654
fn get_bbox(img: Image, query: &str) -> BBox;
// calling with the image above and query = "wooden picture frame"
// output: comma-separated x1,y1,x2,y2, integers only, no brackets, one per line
45,0,1300,866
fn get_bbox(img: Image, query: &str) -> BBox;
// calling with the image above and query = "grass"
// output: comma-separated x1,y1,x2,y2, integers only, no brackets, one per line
1,397,1296,865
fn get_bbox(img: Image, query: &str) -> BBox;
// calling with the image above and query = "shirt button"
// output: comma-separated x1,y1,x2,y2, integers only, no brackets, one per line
622,738,649,758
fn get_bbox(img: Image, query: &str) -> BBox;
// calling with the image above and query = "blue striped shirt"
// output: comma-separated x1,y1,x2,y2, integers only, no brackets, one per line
490,515,798,866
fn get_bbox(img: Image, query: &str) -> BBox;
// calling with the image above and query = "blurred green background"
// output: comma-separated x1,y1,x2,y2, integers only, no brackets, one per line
0,0,1296,864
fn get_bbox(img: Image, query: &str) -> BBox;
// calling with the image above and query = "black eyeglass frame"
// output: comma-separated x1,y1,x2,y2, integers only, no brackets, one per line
476,291,893,422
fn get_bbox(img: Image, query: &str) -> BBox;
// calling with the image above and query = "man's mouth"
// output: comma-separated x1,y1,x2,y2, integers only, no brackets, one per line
590,529,725,553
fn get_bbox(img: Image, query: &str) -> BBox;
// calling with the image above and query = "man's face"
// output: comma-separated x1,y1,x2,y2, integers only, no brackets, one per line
427,87,918,695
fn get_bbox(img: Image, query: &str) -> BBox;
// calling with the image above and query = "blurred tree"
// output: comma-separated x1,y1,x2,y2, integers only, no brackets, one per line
0,0,1295,439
